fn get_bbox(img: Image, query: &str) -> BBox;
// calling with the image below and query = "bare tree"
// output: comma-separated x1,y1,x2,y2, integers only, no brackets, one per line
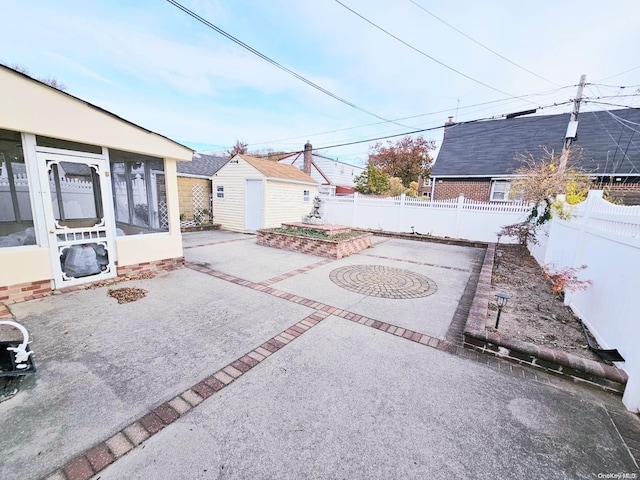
7,63,67,91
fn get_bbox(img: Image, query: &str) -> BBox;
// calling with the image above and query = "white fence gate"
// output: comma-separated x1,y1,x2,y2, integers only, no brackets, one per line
529,190,640,412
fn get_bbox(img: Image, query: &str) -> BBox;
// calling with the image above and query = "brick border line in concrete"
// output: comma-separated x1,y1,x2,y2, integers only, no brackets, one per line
261,258,334,285
184,262,456,354
358,252,472,273
182,236,254,250
183,260,640,464
462,243,629,394
445,251,484,345
43,310,330,480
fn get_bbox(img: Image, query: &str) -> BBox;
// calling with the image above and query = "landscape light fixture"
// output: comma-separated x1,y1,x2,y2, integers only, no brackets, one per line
494,292,510,329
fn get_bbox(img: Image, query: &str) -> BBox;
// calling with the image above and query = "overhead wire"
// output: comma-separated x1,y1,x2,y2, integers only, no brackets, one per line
165,0,412,128
406,0,561,87
333,0,523,99
248,84,577,148
584,90,639,174
253,99,575,158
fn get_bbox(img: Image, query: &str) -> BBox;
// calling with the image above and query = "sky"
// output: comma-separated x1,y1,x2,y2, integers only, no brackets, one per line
1,0,639,166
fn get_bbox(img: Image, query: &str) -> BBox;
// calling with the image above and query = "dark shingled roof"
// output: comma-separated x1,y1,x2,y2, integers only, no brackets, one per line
431,108,640,177
177,153,228,177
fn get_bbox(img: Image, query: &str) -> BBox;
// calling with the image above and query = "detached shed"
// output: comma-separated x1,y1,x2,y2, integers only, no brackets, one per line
213,154,318,232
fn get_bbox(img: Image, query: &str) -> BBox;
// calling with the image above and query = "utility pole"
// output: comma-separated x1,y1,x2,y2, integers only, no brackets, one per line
559,74,587,170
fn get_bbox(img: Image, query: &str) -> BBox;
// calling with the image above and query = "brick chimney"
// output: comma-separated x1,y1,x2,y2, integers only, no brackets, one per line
303,141,312,175
443,116,455,136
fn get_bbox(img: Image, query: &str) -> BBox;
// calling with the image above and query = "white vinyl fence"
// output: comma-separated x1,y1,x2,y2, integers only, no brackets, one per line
323,193,531,243
529,190,640,412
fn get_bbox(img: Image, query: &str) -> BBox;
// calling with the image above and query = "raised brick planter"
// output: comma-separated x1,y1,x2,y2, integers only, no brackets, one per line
463,243,628,394
256,229,373,259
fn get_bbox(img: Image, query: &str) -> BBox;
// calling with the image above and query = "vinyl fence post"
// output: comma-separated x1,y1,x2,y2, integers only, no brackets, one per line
352,192,359,228
454,194,464,238
398,193,406,232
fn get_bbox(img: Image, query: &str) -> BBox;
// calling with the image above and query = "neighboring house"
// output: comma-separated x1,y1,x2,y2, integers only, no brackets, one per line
0,64,192,304
176,153,228,222
416,176,433,198
431,109,640,203
278,142,364,195
213,154,318,232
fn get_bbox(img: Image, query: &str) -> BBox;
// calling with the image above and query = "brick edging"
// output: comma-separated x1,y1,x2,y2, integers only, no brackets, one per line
45,310,330,480
462,243,628,393
256,229,373,259
355,229,488,249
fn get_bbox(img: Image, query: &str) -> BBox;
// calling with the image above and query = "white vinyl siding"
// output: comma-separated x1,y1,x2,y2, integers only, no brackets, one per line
279,155,363,187
263,180,318,228
212,158,261,232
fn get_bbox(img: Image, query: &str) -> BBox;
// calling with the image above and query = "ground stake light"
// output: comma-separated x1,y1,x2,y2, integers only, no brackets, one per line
494,292,510,329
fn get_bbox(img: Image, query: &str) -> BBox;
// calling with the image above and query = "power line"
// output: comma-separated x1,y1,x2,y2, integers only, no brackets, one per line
594,64,640,82
165,0,411,128
333,0,526,99
249,84,576,148
256,100,574,157
407,0,561,87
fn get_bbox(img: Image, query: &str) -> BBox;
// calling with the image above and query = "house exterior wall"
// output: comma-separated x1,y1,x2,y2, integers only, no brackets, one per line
1,68,191,162
263,180,318,228
177,176,212,220
314,157,362,187
281,156,363,188
433,179,492,201
212,158,262,232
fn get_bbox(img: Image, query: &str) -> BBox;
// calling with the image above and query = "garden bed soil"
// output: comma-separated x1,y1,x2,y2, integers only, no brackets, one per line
489,244,608,365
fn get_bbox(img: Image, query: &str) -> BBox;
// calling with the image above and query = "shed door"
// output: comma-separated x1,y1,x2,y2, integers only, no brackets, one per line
245,179,263,231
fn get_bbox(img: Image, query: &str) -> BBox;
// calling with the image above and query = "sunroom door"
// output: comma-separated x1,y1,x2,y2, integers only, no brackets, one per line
37,151,117,289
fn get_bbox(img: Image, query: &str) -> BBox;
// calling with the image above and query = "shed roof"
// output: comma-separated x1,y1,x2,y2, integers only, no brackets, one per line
431,108,640,177
239,154,317,184
177,153,228,177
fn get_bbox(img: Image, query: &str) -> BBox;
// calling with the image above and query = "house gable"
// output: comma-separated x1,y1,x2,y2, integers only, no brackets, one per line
278,152,363,188
0,65,192,161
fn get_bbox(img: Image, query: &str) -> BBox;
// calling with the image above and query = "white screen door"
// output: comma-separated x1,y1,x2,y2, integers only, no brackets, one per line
37,151,117,289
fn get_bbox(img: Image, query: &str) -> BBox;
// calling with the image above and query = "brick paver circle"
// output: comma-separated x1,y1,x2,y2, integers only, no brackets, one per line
329,265,437,299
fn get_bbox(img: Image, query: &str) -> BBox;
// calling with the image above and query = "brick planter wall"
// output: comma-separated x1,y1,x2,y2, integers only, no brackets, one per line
463,244,628,394
0,279,52,307
0,257,185,314
116,257,185,277
256,230,373,259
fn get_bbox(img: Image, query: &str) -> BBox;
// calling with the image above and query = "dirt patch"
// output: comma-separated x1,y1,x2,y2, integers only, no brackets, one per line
488,244,608,365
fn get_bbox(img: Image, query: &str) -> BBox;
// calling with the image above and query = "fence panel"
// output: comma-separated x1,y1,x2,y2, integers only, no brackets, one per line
322,193,530,242
529,190,640,412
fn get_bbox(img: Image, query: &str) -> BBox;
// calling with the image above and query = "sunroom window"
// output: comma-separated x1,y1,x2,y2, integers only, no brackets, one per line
0,129,35,248
110,150,167,234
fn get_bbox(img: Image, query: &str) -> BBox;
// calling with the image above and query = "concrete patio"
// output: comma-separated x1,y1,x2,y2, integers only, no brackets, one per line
0,230,638,479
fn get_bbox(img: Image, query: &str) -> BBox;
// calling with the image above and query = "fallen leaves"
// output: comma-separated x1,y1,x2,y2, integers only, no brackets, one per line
108,287,148,304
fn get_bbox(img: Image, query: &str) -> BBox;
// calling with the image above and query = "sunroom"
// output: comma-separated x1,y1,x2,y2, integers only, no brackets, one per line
0,65,192,305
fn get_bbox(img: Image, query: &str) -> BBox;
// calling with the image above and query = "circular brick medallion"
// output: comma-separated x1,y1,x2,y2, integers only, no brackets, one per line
329,265,437,299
